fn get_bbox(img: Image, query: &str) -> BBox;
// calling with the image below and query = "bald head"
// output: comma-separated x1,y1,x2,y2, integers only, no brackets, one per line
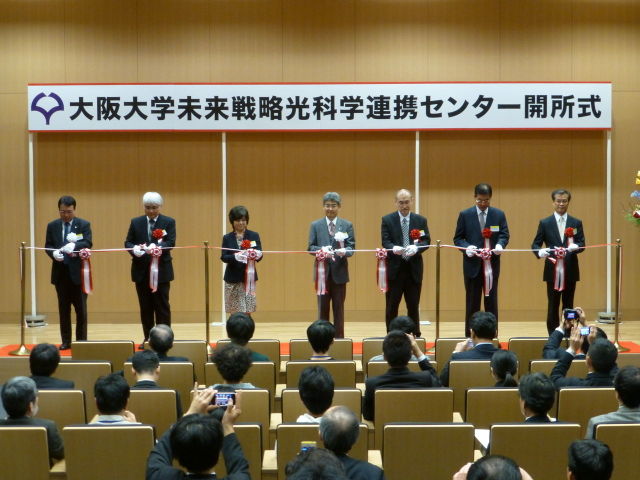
149,324,174,354
319,406,359,455
395,189,413,216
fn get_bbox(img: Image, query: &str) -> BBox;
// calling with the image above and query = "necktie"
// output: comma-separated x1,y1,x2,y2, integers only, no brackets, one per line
479,211,486,230
63,222,70,242
558,217,565,242
328,221,336,237
401,217,410,260
149,219,156,242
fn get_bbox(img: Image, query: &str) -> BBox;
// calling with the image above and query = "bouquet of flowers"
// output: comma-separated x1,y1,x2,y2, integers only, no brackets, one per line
626,171,640,228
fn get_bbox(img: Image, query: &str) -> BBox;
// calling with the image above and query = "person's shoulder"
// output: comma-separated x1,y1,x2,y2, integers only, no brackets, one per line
381,212,396,221
159,214,176,223
46,218,60,228
411,212,427,221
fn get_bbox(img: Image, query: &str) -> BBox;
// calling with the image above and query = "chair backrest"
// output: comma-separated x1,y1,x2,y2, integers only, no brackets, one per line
449,360,495,414
366,360,436,379
127,389,178,437
289,338,353,361
374,388,454,449
529,359,588,377
557,387,618,436
435,338,500,364
56,361,112,418
63,425,155,480
0,426,50,480
233,389,270,451
465,388,522,427
275,423,368,480
71,340,135,367
164,340,209,383
205,361,276,410
124,361,194,414
216,423,262,480
595,423,640,480
362,337,426,376
216,338,281,366
508,337,550,377
616,353,640,368
285,361,356,388
0,356,30,383
383,423,475,480
281,387,362,422
490,423,581,480
38,389,87,427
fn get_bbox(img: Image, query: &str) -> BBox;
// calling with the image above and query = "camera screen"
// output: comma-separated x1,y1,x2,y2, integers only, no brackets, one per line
214,392,235,406
580,327,591,336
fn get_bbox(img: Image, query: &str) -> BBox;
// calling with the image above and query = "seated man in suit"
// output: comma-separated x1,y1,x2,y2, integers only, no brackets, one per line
226,312,269,362
368,315,428,363
307,319,336,361
149,324,189,362
29,343,74,389
550,327,618,388
147,388,250,480
210,344,256,390
567,439,613,480
90,373,139,425
0,376,64,465
586,365,640,439
453,455,533,480
518,372,555,423
297,366,334,423
131,350,182,417
439,311,499,387
320,406,385,480
363,330,440,421
542,306,608,360
285,447,348,480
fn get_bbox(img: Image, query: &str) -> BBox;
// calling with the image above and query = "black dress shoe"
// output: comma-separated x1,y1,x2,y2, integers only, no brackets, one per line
59,343,71,351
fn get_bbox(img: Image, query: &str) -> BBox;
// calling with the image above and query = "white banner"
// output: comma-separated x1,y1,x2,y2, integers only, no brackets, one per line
28,82,611,132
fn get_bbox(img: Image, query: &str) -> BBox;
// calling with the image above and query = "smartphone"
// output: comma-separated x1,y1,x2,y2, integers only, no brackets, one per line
580,326,591,336
563,309,580,321
300,441,316,452
212,392,236,407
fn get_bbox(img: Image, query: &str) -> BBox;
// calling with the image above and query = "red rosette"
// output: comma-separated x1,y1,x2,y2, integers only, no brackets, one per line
78,248,91,260
149,246,163,257
482,227,492,239
410,229,421,240
564,227,574,238
375,248,387,260
245,249,259,261
554,246,566,259
315,249,329,262
375,248,388,293
478,248,492,261
240,239,252,250
152,228,165,240
79,248,93,295
633,210,640,219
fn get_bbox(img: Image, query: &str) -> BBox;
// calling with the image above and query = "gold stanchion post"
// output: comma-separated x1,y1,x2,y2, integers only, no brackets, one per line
613,239,629,352
204,241,213,356
426,240,441,355
10,242,30,356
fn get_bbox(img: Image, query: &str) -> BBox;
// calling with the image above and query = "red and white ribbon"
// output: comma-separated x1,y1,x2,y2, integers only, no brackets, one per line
244,249,259,296
315,250,329,295
551,246,568,291
477,237,494,296
375,248,388,293
149,246,163,292
78,248,93,295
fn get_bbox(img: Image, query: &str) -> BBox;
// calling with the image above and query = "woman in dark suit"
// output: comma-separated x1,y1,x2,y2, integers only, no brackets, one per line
221,206,262,314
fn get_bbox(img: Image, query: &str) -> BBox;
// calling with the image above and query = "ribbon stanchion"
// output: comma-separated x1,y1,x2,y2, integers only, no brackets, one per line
10,242,30,356
426,240,441,355
204,241,213,356
613,239,629,352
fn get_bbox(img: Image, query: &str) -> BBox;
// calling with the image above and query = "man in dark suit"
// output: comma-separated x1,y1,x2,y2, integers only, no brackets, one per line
308,192,355,338
363,330,440,421
320,406,385,480
29,343,74,389
531,189,586,334
130,350,182,417
518,372,555,423
439,311,499,387
125,192,176,348
454,183,510,337
148,325,189,362
542,306,608,360
45,195,92,350
381,189,430,336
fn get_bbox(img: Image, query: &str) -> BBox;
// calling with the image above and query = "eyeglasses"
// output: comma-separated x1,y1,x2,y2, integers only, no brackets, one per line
554,199,569,204
475,198,491,204
59,210,74,214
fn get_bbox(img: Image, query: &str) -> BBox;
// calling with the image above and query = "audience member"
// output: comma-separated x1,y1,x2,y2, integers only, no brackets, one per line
29,343,74,389
542,307,607,360
440,311,499,387
320,406,385,480
91,373,138,425
147,388,250,479
226,312,269,361
131,350,182,417
518,372,555,422
297,366,334,423
285,447,349,480
567,439,613,480
307,319,336,360
148,324,189,362
586,365,640,439
453,455,533,480
368,315,426,363
491,350,518,387
363,330,440,421
211,344,256,390
0,376,64,465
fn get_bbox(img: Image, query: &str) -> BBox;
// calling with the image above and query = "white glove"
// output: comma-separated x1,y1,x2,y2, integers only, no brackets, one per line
254,250,263,260
234,251,248,264
132,245,146,257
53,249,64,261
538,248,551,258
404,244,418,257
321,245,333,253
567,243,579,252
144,243,156,252
465,245,477,258
335,248,347,257
392,245,404,255
493,244,504,255
62,242,75,254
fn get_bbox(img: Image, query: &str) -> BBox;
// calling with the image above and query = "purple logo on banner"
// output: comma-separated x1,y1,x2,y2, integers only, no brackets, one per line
31,92,64,125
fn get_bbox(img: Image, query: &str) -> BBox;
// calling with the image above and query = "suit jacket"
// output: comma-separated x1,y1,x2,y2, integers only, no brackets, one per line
380,212,430,283
132,379,182,417
45,217,93,285
439,343,499,387
125,214,176,283
337,453,385,480
30,375,75,389
550,350,616,388
363,358,440,421
308,217,355,284
146,430,250,480
531,214,585,282
525,415,552,423
453,206,509,279
0,416,64,463
221,230,262,283
585,406,640,439
542,330,587,360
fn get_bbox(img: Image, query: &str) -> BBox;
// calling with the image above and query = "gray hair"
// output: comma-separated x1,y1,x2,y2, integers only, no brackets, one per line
142,191,163,206
322,192,341,205
319,406,359,455
395,188,412,199
2,376,37,418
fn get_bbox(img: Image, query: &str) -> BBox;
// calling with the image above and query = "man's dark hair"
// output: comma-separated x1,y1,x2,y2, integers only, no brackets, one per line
582,327,608,355
388,316,415,335
94,373,130,415
614,365,640,408
467,455,523,480
1,376,37,418
284,447,348,480
568,439,613,480
491,350,518,387
319,406,359,455
470,311,497,339
58,195,76,208
29,343,61,377
551,189,572,202
131,350,160,375
228,205,249,224
298,366,334,416
587,339,618,374
518,372,555,416
307,320,335,354
226,312,256,346
149,324,174,355
382,330,411,368
212,343,252,384
170,413,224,473
474,183,493,197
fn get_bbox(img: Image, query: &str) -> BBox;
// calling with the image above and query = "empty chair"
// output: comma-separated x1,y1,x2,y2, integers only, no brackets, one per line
281,387,362,422
595,423,640,480
383,423,475,480
37,389,86,427
362,337,426,376
127,389,178,437
55,361,111,418
216,423,262,480
0,357,30,383
124,361,194,414
556,387,618,436
529,359,588,377
70,340,135,367
232,389,270,451
616,353,640,368
286,361,356,388
465,388,521,427
508,337,550,377
289,338,353,360
448,360,495,414
366,360,436,379
216,338,280,366
0,426,51,479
